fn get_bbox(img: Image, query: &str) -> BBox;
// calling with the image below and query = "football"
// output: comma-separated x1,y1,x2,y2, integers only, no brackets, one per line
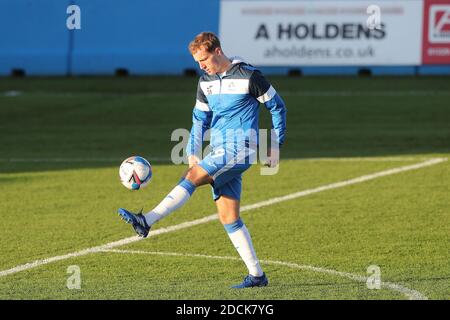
119,156,152,190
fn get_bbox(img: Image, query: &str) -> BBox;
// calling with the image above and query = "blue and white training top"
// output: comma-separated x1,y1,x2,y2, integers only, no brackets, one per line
186,58,287,158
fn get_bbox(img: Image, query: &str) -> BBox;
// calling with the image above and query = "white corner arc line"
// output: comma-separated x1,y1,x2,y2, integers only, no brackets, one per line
0,158,446,283
100,249,427,300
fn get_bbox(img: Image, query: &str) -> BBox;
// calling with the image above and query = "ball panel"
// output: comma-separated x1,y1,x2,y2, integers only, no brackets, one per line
131,182,140,190
134,156,150,166
119,156,152,190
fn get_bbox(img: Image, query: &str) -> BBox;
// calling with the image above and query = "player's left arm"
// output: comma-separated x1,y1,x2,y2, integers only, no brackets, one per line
249,70,287,166
186,80,213,167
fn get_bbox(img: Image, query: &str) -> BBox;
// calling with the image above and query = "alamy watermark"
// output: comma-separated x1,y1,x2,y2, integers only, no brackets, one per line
66,5,81,30
366,265,381,290
170,127,281,175
366,5,382,30
66,265,81,289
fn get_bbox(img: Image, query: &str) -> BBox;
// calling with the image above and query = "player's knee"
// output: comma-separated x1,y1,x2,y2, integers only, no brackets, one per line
218,211,240,225
184,166,198,181
184,165,212,186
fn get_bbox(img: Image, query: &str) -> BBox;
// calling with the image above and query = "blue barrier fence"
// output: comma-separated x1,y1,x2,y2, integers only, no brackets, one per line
0,0,449,76
0,0,219,76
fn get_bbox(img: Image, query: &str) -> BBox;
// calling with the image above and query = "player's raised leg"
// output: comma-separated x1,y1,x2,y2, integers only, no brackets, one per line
118,164,212,237
216,195,268,288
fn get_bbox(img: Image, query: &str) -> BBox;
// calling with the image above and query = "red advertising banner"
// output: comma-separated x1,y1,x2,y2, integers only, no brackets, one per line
422,0,450,64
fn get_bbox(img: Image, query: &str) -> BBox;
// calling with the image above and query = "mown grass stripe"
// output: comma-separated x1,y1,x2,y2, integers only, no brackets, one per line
0,158,445,282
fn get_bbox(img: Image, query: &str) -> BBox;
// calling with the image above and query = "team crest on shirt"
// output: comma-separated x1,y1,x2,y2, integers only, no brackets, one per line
227,81,236,91
207,85,213,95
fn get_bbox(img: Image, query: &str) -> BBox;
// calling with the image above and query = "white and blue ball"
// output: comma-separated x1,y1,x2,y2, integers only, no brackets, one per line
119,156,152,190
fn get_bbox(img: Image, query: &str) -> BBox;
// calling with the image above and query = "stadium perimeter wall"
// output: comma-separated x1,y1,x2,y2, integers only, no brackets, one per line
0,0,449,76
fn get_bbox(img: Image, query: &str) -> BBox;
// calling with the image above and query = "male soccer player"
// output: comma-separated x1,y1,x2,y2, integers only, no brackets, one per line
118,32,286,288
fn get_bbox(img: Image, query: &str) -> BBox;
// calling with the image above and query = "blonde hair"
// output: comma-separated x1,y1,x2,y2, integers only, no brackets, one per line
188,32,221,54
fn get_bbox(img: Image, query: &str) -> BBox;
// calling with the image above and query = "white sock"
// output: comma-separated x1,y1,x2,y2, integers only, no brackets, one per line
144,179,195,226
225,219,264,277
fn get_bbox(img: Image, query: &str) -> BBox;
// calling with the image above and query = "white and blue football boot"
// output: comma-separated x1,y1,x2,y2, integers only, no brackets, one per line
118,208,150,238
231,273,268,289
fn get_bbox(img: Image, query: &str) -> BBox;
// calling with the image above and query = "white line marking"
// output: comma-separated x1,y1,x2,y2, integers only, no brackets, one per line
239,158,447,212
5,90,450,98
0,236,140,277
282,90,450,97
297,156,436,162
0,158,446,285
0,156,436,163
0,157,169,163
3,91,22,97
100,249,427,300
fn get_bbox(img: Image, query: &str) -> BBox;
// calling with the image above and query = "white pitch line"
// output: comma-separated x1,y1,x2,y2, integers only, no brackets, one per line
0,156,437,163
0,157,169,163
5,90,450,98
239,157,447,212
281,90,450,97
0,157,446,279
297,156,436,162
100,249,427,300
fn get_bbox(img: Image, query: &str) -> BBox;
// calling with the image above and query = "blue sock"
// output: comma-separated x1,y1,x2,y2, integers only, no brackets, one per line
224,218,244,234
178,178,196,195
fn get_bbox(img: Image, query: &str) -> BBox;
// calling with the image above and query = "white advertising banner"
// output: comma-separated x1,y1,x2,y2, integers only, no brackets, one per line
219,0,423,66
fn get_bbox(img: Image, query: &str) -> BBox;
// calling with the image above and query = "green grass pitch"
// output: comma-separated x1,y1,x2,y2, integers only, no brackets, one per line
0,76,449,300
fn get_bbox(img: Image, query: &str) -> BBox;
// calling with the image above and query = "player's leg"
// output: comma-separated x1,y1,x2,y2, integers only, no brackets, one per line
142,164,212,225
118,164,212,237
216,194,240,224
214,177,268,288
139,145,254,231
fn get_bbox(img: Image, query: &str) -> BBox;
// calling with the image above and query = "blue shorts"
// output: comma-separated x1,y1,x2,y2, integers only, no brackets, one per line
198,146,255,201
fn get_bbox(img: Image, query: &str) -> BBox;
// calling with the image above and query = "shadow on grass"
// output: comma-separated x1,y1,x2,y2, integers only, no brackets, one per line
1,76,449,174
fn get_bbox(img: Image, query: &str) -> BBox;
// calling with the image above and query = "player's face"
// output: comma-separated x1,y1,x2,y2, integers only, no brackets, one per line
192,47,222,75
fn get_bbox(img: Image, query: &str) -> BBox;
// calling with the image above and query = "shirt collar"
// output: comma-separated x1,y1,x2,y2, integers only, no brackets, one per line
218,56,246,78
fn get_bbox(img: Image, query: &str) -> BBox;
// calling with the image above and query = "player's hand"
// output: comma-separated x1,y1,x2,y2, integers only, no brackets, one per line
264,148,280,168
188,155,200,168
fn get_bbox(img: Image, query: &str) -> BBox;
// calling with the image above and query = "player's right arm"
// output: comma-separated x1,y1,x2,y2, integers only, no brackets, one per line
249,70,287,168
186,81,212,168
